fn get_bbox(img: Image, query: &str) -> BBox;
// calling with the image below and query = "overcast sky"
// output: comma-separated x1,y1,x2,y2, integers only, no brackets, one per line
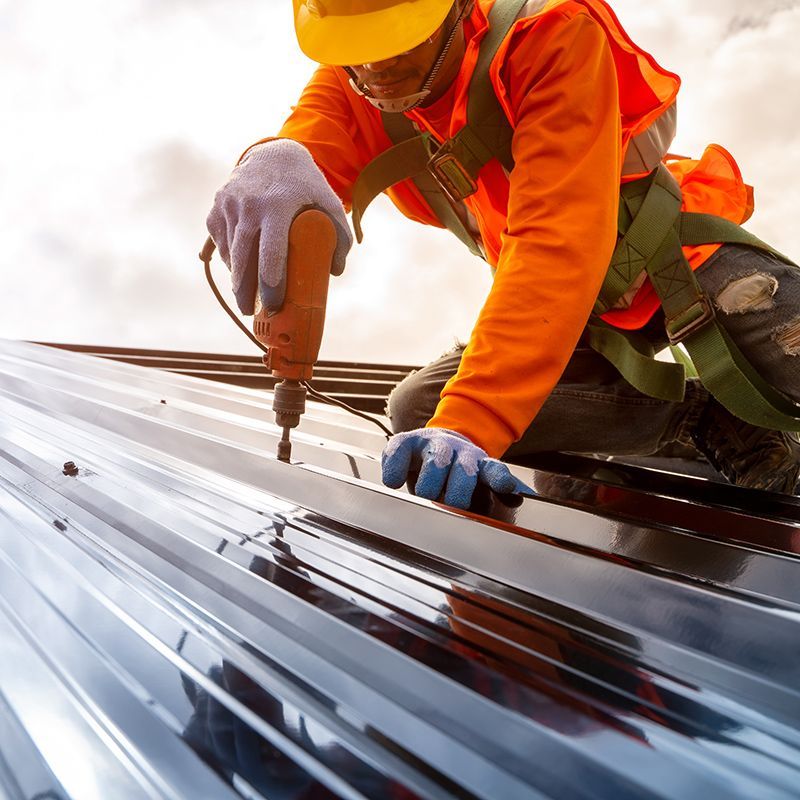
3,0,799,364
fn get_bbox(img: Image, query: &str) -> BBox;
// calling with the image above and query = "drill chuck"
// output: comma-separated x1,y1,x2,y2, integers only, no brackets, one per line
272,379,307,430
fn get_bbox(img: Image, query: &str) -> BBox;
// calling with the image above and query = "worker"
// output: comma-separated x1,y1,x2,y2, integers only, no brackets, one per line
206,0,800,510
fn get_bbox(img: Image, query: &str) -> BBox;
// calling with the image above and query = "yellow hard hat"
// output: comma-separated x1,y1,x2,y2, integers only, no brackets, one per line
292,0,454,66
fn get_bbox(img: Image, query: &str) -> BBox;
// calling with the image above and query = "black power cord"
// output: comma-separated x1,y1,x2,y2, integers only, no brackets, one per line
200,237,393,439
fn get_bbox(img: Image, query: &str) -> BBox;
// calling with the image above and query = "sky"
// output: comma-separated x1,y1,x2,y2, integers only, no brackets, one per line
2,0,800,364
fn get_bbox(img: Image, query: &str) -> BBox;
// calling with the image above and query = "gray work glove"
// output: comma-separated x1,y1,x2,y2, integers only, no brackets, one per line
206,139,352,314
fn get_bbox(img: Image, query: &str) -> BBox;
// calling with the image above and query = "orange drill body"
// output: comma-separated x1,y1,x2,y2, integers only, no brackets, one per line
253,210,337,461
253,210,336,380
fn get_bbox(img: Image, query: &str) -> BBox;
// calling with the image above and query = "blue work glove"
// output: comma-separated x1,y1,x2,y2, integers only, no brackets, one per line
382,428,535,510
206,139,352,314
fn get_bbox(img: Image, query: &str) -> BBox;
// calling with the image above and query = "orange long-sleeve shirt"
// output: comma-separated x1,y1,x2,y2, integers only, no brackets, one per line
274,1,674,456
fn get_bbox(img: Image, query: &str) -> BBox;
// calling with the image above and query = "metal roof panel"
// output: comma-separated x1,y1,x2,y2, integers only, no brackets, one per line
1,339,799,799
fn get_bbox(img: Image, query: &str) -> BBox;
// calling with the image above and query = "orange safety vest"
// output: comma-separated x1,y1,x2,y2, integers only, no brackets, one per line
277,0,757,455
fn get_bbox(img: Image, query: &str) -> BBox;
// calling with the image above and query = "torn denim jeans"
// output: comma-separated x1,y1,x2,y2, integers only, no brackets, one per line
696,245,800,400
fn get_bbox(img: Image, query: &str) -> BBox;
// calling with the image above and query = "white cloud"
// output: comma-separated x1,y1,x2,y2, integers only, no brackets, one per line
2,1,799,363
613,0,800,252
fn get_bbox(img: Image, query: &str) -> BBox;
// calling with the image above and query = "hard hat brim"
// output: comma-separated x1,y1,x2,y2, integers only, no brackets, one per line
293,0,454,66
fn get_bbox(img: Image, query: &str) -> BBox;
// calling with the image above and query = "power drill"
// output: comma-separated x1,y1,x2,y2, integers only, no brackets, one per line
254,209,336,462
200,209,336,463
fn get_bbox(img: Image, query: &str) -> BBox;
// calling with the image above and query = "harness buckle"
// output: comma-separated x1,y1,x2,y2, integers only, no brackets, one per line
427,141,479,202
665,295,716,345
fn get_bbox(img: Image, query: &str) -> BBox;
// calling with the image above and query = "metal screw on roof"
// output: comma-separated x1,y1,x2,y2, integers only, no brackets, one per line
62,461,79,477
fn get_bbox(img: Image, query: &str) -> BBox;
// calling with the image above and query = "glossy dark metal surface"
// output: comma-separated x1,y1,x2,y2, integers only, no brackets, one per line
1,340,799,799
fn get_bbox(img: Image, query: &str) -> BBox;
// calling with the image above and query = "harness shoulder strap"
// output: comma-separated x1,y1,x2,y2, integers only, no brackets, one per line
350,0,525,248
460,0,522,173
351,130,432,243
372,113,485,257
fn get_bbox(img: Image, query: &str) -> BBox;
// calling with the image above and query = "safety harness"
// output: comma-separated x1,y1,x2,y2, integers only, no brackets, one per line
351,0,800,431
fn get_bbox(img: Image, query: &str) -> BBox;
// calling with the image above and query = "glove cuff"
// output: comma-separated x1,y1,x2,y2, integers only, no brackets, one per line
238,137,308,166
426,427,478,447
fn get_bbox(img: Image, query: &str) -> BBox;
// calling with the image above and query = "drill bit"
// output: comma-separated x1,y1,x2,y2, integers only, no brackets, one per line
277,426,293,462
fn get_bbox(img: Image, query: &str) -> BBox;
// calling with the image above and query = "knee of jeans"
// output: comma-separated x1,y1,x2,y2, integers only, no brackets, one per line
386,371,432,434
713,271,779,315
709,272,800,401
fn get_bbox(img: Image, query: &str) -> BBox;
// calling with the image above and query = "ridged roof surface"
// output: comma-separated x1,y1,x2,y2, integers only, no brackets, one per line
1,339,799,800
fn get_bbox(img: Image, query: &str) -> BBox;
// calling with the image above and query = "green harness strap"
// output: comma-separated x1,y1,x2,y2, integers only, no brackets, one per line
597,167,791,316
448,0,519,175
600,164,800,431
594,166,683,316
350,0,526,250
351,133,432,244
587,323,688,402
352,120,484,258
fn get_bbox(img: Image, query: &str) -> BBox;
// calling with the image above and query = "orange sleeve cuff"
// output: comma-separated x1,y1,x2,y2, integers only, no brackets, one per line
427,394,517,458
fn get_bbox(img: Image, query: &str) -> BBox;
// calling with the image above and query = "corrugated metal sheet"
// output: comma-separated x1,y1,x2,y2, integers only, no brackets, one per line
34,343,415,414
1,338,799,800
